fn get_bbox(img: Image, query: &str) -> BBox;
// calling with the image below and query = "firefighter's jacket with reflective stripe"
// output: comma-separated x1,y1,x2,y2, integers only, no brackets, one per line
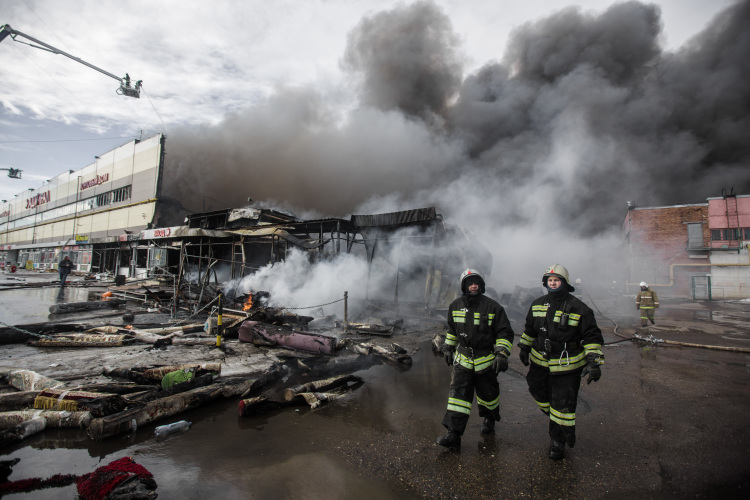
519,291,604,375
636,289,659,309
444,294,514,373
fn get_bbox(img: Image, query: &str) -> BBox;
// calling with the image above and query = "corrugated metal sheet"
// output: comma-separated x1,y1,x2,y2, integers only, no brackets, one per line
351,207,437,228
229,228,320,249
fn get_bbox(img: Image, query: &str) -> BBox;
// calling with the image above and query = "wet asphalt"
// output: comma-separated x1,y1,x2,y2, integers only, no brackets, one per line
1,276,749,499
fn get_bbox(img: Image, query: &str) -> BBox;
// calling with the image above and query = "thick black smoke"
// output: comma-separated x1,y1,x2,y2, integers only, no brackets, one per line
340,0,463,122
163,0,750,286
448,0,750,234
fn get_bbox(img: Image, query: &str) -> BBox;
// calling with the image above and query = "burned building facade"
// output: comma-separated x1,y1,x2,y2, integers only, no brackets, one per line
148,206,492,315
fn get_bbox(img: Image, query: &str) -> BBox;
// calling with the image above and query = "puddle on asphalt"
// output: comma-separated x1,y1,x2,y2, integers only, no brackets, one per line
1,342,535,499
0,286,91,326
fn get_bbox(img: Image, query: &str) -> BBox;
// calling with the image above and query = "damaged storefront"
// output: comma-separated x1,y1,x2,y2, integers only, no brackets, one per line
118,205,493,318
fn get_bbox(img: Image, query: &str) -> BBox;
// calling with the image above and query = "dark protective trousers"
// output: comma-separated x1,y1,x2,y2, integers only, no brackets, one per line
441,366,500,435
526,363,582,447
640,308,655,326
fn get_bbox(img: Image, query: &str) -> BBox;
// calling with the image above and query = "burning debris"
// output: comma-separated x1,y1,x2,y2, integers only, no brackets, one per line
0,205,479,450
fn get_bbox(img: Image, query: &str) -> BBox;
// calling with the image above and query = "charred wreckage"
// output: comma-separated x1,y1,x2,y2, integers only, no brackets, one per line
0,205,498,491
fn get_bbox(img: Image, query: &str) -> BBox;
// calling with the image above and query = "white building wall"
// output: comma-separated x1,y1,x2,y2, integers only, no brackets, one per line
0,134,164,248
710,244,750,299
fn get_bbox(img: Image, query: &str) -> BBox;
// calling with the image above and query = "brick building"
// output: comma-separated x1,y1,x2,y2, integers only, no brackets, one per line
621,193,750,300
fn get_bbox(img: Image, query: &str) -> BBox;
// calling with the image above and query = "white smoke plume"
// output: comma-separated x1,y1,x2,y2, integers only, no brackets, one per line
228,248,373,315
163,0,750,295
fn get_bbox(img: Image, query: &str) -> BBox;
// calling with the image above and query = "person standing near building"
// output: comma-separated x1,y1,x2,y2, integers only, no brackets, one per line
517,264,604,460
636,281,659,326
436,269,515,451
59,255,73,287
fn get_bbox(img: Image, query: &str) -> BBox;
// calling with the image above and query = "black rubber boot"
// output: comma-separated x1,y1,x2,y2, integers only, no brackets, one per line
436,431,461,450
549,440,565,460
480,417,495,435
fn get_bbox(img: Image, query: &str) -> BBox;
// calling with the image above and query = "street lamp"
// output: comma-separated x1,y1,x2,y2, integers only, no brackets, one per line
73,175,82,242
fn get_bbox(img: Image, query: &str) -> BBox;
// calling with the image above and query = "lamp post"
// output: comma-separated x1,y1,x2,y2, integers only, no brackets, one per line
1,200,8,246
73,175,82,242
29,188,37,245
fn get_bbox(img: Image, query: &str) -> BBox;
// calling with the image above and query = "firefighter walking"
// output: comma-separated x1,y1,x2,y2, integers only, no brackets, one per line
436,269,515,450
517,264,604,460
636,281,659,326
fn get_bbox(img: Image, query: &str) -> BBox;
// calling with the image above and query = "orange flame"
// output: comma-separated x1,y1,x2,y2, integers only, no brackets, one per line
242,293,253,311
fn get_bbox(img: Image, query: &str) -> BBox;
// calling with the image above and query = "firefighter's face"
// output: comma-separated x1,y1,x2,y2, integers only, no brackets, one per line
547,276,562,289
468,282,480,294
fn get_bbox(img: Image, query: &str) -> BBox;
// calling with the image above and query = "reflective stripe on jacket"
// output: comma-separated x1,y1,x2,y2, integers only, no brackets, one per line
519,292,603,375
636,289,659,309
444,294,514,372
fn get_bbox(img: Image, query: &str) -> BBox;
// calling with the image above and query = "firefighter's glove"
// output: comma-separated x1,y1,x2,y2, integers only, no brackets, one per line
518,346,530,366
492,353,508,374
442,346,455,366
581,354,602,384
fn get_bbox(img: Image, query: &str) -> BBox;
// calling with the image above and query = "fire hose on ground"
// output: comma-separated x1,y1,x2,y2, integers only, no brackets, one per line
585,290,750,354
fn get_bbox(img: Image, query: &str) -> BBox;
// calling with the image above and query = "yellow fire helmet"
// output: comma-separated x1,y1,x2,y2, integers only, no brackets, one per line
543,264,575,292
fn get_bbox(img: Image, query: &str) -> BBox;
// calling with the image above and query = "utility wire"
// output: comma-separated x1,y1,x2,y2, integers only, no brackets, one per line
141,86,167,134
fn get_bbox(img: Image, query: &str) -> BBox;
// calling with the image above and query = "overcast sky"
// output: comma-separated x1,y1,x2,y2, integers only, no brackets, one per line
1,0,746,291
0,0,734,201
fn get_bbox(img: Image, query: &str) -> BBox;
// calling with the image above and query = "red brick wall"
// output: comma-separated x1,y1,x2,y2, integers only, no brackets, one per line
624,204,709,297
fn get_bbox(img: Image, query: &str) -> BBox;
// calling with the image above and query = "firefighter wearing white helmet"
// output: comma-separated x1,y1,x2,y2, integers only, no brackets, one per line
636,281,659,327
517,264,604,460
436,268,515,450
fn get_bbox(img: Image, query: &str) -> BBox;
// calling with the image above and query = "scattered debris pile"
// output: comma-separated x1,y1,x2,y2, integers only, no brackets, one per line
0,292,417,449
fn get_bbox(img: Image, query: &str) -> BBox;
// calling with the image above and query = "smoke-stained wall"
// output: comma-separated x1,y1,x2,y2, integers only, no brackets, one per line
162,0,750,292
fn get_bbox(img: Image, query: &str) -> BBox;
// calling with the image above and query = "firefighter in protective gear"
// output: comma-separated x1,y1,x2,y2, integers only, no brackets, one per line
436,269,515,450
636,281,659,326
517,264,604,460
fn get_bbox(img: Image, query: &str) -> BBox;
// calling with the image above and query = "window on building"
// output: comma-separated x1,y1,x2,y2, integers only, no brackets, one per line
744,228,750,240
686,223,704,249
712,228,741,241
95,192,112,208
112,185,132,203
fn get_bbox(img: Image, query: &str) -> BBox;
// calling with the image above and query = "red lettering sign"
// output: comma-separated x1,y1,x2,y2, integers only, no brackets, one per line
153,228,171,237
80,173,110,191
25,191,51,209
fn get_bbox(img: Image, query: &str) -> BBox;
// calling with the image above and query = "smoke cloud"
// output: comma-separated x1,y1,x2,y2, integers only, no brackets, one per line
163,0,750,293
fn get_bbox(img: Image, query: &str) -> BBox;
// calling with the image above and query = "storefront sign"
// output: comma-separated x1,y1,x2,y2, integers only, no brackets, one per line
80,173,110,191
26,191,51,209
142,226,178,239
75,235,90,244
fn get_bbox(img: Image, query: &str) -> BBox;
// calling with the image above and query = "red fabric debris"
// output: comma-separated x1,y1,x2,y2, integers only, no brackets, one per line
75,456,155,500
0,456,155,498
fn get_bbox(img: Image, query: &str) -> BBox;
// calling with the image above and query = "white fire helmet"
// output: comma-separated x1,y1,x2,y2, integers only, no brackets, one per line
543,264,575,292
640,281,648,288
460,268,486,295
